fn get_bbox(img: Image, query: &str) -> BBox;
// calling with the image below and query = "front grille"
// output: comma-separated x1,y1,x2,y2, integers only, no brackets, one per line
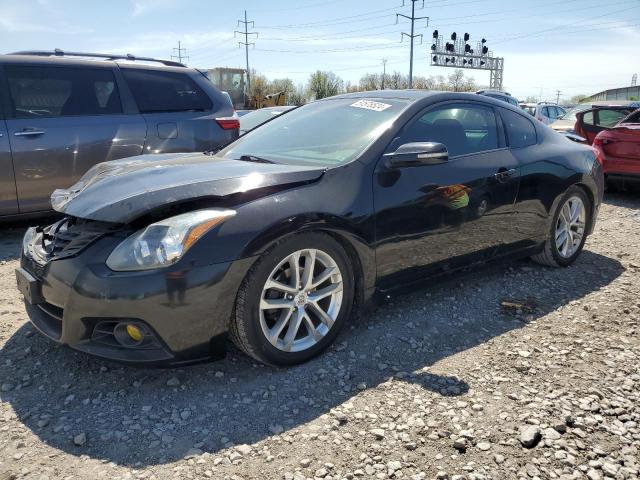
32,217,120,264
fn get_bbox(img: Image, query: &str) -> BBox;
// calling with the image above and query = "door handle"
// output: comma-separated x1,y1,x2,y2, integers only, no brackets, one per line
14,129,45,137
494,168,517,181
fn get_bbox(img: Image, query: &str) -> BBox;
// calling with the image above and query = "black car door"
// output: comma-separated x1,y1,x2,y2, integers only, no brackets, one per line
373,101,521,289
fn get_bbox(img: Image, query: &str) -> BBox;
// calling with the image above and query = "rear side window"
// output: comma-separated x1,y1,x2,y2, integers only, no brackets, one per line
597,109,628,127
501,109,537,148
6,66,121,118
122,69,212,113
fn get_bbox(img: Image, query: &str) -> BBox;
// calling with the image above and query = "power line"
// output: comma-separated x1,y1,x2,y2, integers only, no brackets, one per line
397,0,428,88
492,4,640,45
258,6,402,29
235,10,257,103
171,41,189,64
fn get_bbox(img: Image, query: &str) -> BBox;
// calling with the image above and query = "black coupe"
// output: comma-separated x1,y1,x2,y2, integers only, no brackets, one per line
16,91,603,366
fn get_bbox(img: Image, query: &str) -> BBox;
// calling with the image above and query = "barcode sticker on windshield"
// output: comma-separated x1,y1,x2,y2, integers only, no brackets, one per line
350,100,392,112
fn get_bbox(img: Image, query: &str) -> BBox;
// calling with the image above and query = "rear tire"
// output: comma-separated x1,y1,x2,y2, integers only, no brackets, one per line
230,232,355,366
531,186,591,268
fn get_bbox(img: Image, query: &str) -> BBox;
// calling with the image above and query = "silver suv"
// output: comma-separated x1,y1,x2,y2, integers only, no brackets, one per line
0,50,239,218
519,102,567,125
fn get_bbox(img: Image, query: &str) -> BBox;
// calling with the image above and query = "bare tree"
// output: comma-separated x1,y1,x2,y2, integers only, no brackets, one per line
447,69,476,92
359,73,380,91
307,71,343,100
288,84,307,106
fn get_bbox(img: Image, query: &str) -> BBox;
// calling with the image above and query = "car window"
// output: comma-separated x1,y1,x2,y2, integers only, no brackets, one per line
541,107,550,118
121,69,212,113
556,106,566,117
583,111,595,125
6,65,122,118
501,109,537,148
508,97,519,106
399,104,498,157
521,105,536,116
596,109,629,128
218,98,409,166
240,107,293,132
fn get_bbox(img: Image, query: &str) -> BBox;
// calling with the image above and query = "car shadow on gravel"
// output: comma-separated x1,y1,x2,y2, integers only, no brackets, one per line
0,249,624,467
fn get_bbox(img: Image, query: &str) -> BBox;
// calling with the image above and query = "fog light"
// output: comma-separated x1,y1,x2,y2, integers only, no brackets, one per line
126,324,143,342
114,322,145,347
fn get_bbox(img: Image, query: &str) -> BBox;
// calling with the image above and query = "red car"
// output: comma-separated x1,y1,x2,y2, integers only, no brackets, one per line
591,109,640,186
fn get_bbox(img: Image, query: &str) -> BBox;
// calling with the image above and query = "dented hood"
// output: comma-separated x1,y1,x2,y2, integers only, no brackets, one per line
52,153,325,223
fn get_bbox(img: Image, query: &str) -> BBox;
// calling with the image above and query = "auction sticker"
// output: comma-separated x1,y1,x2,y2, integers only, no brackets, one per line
350,100,392,112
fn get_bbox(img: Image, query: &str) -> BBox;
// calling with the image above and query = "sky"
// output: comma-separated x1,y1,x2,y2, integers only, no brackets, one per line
1,0,639,102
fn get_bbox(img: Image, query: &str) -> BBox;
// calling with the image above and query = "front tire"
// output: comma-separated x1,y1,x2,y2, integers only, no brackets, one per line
230,232,355,366
531,186,591,267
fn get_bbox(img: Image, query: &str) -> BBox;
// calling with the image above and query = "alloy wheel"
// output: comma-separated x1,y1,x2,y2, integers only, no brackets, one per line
555,196,586,258
259,248,343,352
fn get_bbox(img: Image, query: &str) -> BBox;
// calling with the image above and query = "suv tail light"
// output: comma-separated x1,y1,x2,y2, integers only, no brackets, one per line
216,117,240,130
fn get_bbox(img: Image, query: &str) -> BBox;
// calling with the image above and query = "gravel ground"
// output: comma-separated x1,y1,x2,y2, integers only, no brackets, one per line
0,193,639,480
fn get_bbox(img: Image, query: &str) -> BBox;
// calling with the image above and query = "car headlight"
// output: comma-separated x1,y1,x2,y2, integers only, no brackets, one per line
106,209,235,271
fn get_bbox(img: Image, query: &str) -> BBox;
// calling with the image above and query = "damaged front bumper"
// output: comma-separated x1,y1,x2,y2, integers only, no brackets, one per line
17,218,253,366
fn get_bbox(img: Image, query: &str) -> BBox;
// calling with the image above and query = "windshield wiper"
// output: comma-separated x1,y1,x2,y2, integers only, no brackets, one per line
237,154,275,164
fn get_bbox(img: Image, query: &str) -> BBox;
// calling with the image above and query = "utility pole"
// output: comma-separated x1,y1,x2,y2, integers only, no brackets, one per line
381,58,387,89
555,90,562,105
235,10,258,106
397,0,428,89
171,41,189,64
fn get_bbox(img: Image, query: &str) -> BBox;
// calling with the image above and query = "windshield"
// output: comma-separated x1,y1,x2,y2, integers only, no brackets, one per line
558,104,591,121
218,97,410,166
240,107,294,132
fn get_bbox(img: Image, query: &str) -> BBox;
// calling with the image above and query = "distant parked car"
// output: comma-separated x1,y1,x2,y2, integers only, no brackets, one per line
476,89,519,106
550,101,640,138
239,106,295,134
0,49,239,218
519,102,566,125
574,105,640,145
591,109,640,188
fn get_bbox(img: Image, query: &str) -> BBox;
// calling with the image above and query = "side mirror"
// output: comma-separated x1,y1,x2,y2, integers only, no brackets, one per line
384,142,449,168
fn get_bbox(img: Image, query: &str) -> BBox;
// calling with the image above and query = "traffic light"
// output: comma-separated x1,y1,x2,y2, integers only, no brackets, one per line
433,30,439,38
482,45,488,55
451,32,457,41
464,33,470,41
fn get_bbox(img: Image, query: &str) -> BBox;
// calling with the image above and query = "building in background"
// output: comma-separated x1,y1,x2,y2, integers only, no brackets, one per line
584,85,640,102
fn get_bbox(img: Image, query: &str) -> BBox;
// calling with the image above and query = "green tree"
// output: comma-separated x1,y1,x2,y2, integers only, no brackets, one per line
306,70,343,100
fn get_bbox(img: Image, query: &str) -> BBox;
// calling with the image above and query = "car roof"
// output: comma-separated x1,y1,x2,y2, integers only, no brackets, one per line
0,53,192,73
329,89,441,101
